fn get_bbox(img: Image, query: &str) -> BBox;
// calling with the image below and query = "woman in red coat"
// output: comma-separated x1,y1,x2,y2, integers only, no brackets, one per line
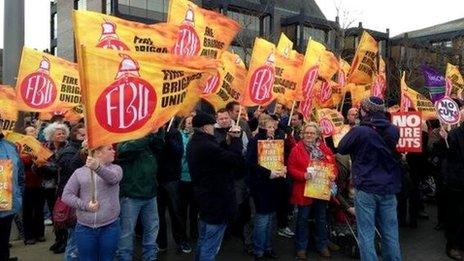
288,122,337,259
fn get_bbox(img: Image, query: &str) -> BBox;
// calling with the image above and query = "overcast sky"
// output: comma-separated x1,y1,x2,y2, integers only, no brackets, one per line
0,0,463,50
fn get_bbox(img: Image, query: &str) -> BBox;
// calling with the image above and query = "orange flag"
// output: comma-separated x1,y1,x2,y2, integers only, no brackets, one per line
168,0,240,59
39,104,84,124
313,80,343,109
78,46,218,148
446,63,464,99
348,31,378,85
273,43,302,109
73,10,179,54
316,108,345,137
371,57,387,99
277,33,296,60
202,51,247,112
349,83,371,107
400,73,437,120
298,38,325,120
16,47,81,112
0,86,18,132
242,38,276,107
0,159,13,211
319,50,339,81
4,132,53,166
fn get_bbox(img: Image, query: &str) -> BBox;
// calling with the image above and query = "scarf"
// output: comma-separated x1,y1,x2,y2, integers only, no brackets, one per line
305,141,324,161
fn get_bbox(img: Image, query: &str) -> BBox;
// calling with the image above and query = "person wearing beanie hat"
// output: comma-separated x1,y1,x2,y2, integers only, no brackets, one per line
187,112,245,260
338,96,402,260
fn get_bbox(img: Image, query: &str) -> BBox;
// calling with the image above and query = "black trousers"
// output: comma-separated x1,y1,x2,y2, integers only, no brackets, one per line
0,215,14,261
157,181,187,248
179,181,198,240
275,179,292,229
444,187,464,250
23,187,45,241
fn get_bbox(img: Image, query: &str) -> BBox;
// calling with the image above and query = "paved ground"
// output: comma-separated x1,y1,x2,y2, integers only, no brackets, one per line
10,205,450,260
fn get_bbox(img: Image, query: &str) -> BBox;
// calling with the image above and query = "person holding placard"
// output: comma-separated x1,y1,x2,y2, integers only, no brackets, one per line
246,115,286,260
0,123,24,261
288,122,337,259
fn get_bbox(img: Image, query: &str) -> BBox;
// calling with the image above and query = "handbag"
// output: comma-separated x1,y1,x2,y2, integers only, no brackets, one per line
53,197,76,229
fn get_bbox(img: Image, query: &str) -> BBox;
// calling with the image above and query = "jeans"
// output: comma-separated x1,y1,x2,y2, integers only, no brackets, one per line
195,220,227,261
355,190,401,261
295,200,328,252
118,197,159,261
75,220,120,261
157,181,187,248
253,213,274,256
64,226,78,261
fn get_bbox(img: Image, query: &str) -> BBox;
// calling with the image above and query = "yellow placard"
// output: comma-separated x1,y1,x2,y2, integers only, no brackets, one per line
79,46,218,148
4,132,53,166
0,86,18,132
348,31,378,85
16,47,81,112
168,0,240,59
202,51,247,112
257,140,284,172
304,161,336,201
0,159,13,211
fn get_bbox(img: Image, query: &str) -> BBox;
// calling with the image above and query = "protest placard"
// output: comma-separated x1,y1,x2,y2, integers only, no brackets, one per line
391,111,423,153
257,140,284,172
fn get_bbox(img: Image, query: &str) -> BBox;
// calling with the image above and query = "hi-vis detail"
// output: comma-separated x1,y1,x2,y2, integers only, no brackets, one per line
96,20,130,50
95,54,156,133
173,7,201,56
19,57,57,109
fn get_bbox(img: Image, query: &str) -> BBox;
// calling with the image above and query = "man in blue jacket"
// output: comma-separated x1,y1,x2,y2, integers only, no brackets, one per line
0,123,24,261
338,96,402,261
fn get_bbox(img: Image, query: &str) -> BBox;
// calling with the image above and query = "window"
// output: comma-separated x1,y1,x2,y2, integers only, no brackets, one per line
117,0,167,22
53,13,57,39
230,45,252,66
77,0,86,10
105,0,112,14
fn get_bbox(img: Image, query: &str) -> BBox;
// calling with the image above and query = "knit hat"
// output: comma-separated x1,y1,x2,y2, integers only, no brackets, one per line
192,113,216,128
361,96,386,113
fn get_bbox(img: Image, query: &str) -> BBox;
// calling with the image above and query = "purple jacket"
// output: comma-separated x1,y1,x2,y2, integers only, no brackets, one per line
62,163,123,228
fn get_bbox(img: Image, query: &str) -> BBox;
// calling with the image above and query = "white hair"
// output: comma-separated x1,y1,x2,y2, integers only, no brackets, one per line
43,122,70,142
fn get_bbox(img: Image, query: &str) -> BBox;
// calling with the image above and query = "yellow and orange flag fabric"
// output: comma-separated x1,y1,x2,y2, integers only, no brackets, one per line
313,80,343,109
39,104,84,124
0,86,18,132
0,159,13,211
277,33,296,59
400,73,437,120
4,132,53,166
298,39,326,120
167,0,240,59
202,51,247,112
241,38,276,107
316,108,345,137
349,83,371,107
73,10,179,54
348,31,378,85
372,57,387,99
16,47,81,112
446,63,464,99
78,46,218,148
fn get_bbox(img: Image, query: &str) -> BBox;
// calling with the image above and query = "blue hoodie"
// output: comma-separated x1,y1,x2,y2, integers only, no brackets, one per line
0,133,24,218
338,112,402,195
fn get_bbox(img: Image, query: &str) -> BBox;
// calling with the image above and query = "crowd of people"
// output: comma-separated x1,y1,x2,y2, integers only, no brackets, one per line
1,96,464,261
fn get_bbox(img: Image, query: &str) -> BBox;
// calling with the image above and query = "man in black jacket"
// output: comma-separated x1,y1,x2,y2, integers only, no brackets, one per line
187,113,244,261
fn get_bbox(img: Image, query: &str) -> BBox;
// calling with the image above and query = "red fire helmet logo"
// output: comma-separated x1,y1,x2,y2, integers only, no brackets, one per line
202,72,221,95
319,118,334,137
95,54,156,133
248,53,275,104
302,66,319,97
401,93,412,110
319,81,332,103
96,19,130,51
372,76,386,99
19,56,57,109
172,7,200,56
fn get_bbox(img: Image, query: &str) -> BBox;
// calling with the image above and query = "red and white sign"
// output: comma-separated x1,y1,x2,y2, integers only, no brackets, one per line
435,97,460,125
391,111,422,153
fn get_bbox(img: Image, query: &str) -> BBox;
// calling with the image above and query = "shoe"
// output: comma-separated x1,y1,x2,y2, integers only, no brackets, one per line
434,223,444,231
277,227,294,238
25,239,36,245
254,255,265,261
264,250,279,259
44,219,53,226
244,243,254,255
8,243,12,248
8,257,18,261
296,250,307,260
319,247,331,258
327,241,340,251
53,243,66,254
49,242,58,251
36,237,46,242
178,242,192,254
418,211,429,220
158,246,167,253
446,249,462,260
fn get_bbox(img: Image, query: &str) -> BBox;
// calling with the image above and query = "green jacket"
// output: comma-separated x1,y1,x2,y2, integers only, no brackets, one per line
116,130,165,198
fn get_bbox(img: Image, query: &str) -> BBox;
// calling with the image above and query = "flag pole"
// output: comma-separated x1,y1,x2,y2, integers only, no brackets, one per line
235,105,243,127
287,100,297,126
166,117,175,132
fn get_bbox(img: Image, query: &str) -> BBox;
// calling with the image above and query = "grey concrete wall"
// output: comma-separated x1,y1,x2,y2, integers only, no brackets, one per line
56,0,75,61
